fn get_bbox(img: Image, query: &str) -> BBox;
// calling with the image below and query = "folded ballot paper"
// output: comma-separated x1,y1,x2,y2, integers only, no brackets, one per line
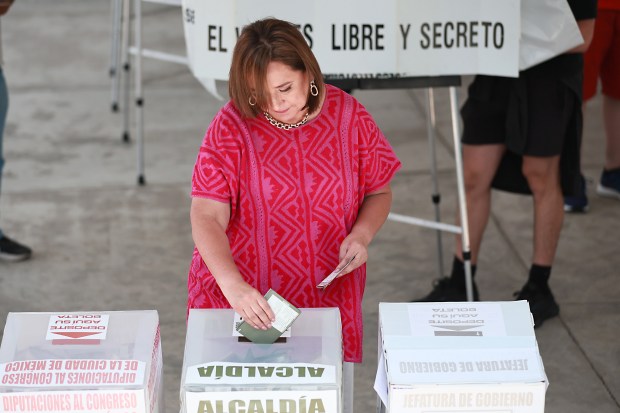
235,289,301,344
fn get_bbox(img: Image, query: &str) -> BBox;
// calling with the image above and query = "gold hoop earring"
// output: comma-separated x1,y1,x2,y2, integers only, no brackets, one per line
310,80,319,97
248,96,256,106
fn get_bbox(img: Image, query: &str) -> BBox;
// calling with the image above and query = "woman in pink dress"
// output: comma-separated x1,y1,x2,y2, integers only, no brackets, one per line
188,18,401,366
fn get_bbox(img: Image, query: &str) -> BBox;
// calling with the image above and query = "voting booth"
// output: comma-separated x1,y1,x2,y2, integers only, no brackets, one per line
181,308,342,413
376,302,548,413
0,311,163,413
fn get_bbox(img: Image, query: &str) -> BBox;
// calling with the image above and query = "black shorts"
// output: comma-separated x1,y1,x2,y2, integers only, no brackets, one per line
461,74,577,157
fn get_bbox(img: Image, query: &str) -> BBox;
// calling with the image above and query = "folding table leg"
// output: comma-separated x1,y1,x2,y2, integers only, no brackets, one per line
133,0,145,185
109,0,123,113
121,0,131,143
448,86,474,301
425,88,445,278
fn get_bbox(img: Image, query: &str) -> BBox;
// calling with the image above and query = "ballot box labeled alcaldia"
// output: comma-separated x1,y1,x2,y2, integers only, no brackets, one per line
181,308,342,413
376,301,548,413
0,311,163,413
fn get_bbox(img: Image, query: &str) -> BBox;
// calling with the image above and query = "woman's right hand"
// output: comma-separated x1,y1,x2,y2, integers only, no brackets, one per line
190,197,275,330
219,278,275,330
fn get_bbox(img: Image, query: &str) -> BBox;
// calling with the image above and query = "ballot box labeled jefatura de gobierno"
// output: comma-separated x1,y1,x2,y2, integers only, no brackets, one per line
0,311,163,413
376,301,548,413
181,308,343,413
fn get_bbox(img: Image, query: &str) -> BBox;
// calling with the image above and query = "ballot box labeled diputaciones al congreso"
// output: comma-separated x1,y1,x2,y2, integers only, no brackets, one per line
376,301,549,413
0,310,163,413
181,308,343,413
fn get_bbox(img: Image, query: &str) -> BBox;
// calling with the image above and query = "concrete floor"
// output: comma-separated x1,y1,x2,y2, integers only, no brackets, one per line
0,2,618,412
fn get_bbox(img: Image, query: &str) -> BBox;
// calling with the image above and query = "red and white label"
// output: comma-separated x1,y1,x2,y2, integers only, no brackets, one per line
0,359,145,388
0,389,146,413
46,314,109,341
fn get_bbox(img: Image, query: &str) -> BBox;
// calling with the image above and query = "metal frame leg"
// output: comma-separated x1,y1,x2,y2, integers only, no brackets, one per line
109,0,123,112
133,0,145,185
111,0,189,184
121,0,131,143
448,86,474,301
425,88,445,278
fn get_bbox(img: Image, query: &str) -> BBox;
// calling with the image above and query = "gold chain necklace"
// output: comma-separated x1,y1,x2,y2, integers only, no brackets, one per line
263,111,309,130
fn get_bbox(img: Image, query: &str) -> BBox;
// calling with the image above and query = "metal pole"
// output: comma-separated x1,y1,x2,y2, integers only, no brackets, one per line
109,0,123,112
448,87,474,301
121,0,131,143
134,0,145,185
388,212,462,234
425,88,445,278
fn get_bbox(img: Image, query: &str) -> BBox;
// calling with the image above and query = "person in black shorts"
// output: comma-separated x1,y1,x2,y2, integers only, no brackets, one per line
415,1,597,328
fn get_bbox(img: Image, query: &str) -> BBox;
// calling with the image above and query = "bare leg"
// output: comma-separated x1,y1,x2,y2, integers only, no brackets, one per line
603,95,620,170
416,143,505,302
522,155,563,265
454,144,506,264
516,155,563,327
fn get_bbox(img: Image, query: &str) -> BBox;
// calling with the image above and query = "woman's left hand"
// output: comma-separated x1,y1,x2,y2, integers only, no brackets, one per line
334,184,393,278
336,234,368,277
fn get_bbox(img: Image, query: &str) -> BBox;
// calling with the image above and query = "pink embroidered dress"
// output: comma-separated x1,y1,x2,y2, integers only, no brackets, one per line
189,85,401,362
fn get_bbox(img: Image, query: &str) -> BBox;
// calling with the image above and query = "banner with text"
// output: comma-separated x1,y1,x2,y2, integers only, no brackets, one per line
185,390,338,413
0,389,146,413
185,362,336,386
182,0,520,85
0,359,146,388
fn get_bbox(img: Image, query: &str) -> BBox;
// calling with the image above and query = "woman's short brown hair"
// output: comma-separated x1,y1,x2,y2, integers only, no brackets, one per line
229,18,324,118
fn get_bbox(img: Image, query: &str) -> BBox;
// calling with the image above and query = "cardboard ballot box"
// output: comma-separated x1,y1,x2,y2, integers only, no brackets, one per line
181,308,342,413
0,311,163,413
376,301,548,413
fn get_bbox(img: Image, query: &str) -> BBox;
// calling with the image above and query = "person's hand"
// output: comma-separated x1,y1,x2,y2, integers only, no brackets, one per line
336,233,369,277
0,0,15,16
219,278,275,330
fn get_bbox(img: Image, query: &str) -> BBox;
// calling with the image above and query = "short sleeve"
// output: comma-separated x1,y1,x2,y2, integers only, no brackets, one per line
191,107,243,204
354,102,402,194
568,0,597,20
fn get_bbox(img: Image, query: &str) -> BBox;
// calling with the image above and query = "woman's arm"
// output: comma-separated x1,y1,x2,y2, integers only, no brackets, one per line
568,19,596,53
190,197,274,329
337,183,393,275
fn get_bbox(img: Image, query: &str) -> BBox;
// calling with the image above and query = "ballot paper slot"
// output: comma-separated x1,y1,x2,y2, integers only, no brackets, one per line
237,336,288,343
